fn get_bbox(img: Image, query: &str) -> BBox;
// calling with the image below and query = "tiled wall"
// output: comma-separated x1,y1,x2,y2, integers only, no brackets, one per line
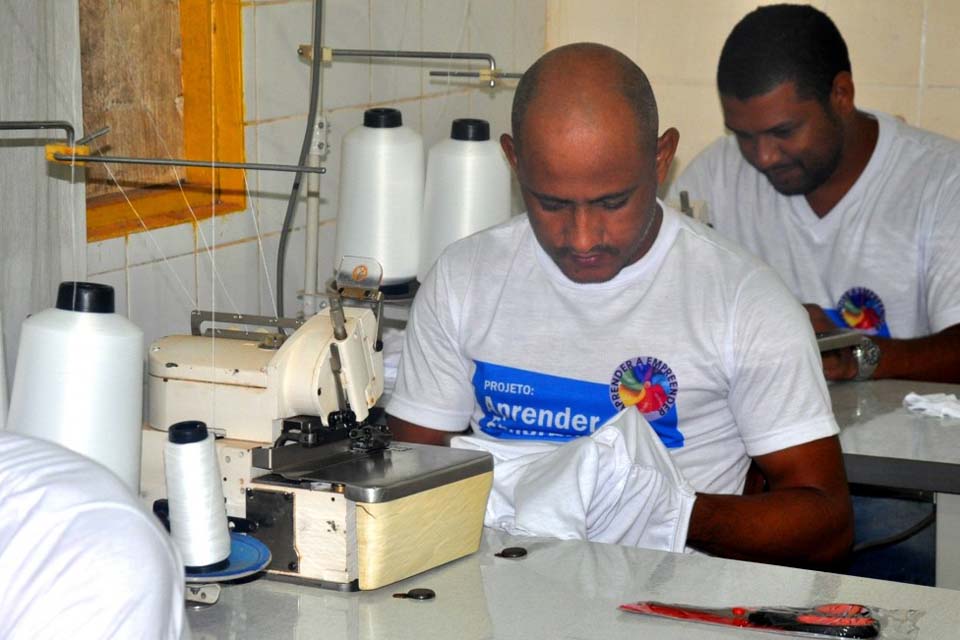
547,0,960,184
87,0,546,351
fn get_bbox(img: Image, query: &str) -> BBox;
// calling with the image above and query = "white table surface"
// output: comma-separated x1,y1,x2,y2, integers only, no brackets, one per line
832,379,960,589
833,380,960,488
188,529,957,639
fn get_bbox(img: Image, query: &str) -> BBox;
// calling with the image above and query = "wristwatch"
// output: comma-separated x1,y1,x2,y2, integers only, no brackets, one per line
851,336,881,381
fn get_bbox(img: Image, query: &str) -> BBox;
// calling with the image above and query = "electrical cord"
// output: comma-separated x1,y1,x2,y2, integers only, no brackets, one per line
275,0,324,320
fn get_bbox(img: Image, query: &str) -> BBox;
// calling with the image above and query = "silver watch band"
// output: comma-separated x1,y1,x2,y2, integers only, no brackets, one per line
852,336,880,381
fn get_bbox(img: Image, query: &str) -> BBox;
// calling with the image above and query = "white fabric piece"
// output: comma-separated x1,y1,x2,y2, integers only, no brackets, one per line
903,392,960,419
668,111,960,338
381,326,405,392
0,311,6,431
388,206,838,496
453,409,696,552
0,1,87,389
0,432,187,640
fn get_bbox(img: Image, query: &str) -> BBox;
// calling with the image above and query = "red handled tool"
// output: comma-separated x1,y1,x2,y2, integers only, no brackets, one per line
620,601,880,638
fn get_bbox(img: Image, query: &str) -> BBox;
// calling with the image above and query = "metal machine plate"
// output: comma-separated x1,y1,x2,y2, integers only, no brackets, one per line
255,443,493,504
245,489,299,573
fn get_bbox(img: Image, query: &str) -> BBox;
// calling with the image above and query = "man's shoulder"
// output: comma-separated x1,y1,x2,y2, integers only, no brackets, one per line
679,135,744,176
669,135,757,211
436,214,532,274
879,111,960,165
671,210,768,271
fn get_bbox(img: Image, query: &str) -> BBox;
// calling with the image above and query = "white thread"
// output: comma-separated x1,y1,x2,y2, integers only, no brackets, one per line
6,296,144,490
418,125,511,280
164,425,231,569
99,160,198,309
334,110,425,284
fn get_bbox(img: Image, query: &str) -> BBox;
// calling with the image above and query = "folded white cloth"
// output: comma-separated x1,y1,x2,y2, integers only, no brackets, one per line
452,409,697,553
903,392,960,419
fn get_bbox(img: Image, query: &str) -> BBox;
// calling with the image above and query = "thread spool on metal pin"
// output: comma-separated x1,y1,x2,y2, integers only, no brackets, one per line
164,421,231,573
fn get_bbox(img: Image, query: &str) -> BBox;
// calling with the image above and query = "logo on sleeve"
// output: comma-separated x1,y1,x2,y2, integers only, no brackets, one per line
609,357,683,448
827,287,890,337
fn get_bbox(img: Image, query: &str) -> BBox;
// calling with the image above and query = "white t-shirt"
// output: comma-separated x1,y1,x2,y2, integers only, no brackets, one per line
0,432,187,640
387,207,838,495
668,111,960,339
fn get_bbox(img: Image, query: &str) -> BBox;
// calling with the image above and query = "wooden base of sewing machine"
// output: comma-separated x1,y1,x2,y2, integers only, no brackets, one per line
248,471,493,590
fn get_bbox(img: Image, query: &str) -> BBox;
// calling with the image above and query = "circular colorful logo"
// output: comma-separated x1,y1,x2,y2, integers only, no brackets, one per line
609,357,678,418
837,287,886,335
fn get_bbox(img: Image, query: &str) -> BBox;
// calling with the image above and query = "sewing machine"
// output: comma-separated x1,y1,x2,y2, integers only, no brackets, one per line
140,261,493,590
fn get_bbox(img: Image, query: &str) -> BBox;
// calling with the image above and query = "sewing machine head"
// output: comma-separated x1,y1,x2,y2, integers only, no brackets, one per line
147,258,385,443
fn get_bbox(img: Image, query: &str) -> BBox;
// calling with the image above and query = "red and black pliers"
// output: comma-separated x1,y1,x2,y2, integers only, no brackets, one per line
620,601,880,638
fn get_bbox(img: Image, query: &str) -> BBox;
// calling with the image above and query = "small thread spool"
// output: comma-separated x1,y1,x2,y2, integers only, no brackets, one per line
164,421,231,573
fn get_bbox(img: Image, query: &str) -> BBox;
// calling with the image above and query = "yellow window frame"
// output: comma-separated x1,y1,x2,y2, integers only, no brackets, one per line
86,0,246,243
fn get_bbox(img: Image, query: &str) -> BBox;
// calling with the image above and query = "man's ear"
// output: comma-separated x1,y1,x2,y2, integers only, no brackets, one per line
655,127,680,185
830,71,855,117
500,133,519,172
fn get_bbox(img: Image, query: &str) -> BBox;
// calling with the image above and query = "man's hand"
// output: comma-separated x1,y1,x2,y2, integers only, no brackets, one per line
386,415,464,446
803,303,859,381
806,305,960,383
802,303,836,334
820,348,859,381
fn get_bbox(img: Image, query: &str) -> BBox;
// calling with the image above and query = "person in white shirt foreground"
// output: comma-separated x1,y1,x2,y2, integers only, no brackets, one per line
386,42,853,568
0,431,187,639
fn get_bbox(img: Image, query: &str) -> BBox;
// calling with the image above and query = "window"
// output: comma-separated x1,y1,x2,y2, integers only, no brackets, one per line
80,0,245,242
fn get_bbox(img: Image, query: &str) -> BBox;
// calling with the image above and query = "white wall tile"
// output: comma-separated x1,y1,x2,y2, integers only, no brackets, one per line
314,219,339,286
421,92,471,150
242,4,258,122
128,254,197,349
243,123,260,194
127,223,195,267
259,227,306,318
656,83,727,185
87,236,125,276
89,270,128,319
919,88,960,141
422,0,471,53
196,209,261,251
546,0,638,59
633,0,760,85
197,239,262,316
856,85,919,125
924,0,960,88
322,0,371,110
468,0,515,71
321,106,374,225
370,0,423,104
251,116,310,233
469,88,513,144
254,1,315,121
515,0,547,71
825,0,923,87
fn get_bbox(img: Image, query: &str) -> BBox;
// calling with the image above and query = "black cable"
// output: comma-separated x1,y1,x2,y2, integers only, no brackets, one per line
852,510,937,554
275,0,324,320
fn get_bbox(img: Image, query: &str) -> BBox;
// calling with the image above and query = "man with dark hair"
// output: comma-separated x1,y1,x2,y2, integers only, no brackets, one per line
670,4,960,383
387,42,853,568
